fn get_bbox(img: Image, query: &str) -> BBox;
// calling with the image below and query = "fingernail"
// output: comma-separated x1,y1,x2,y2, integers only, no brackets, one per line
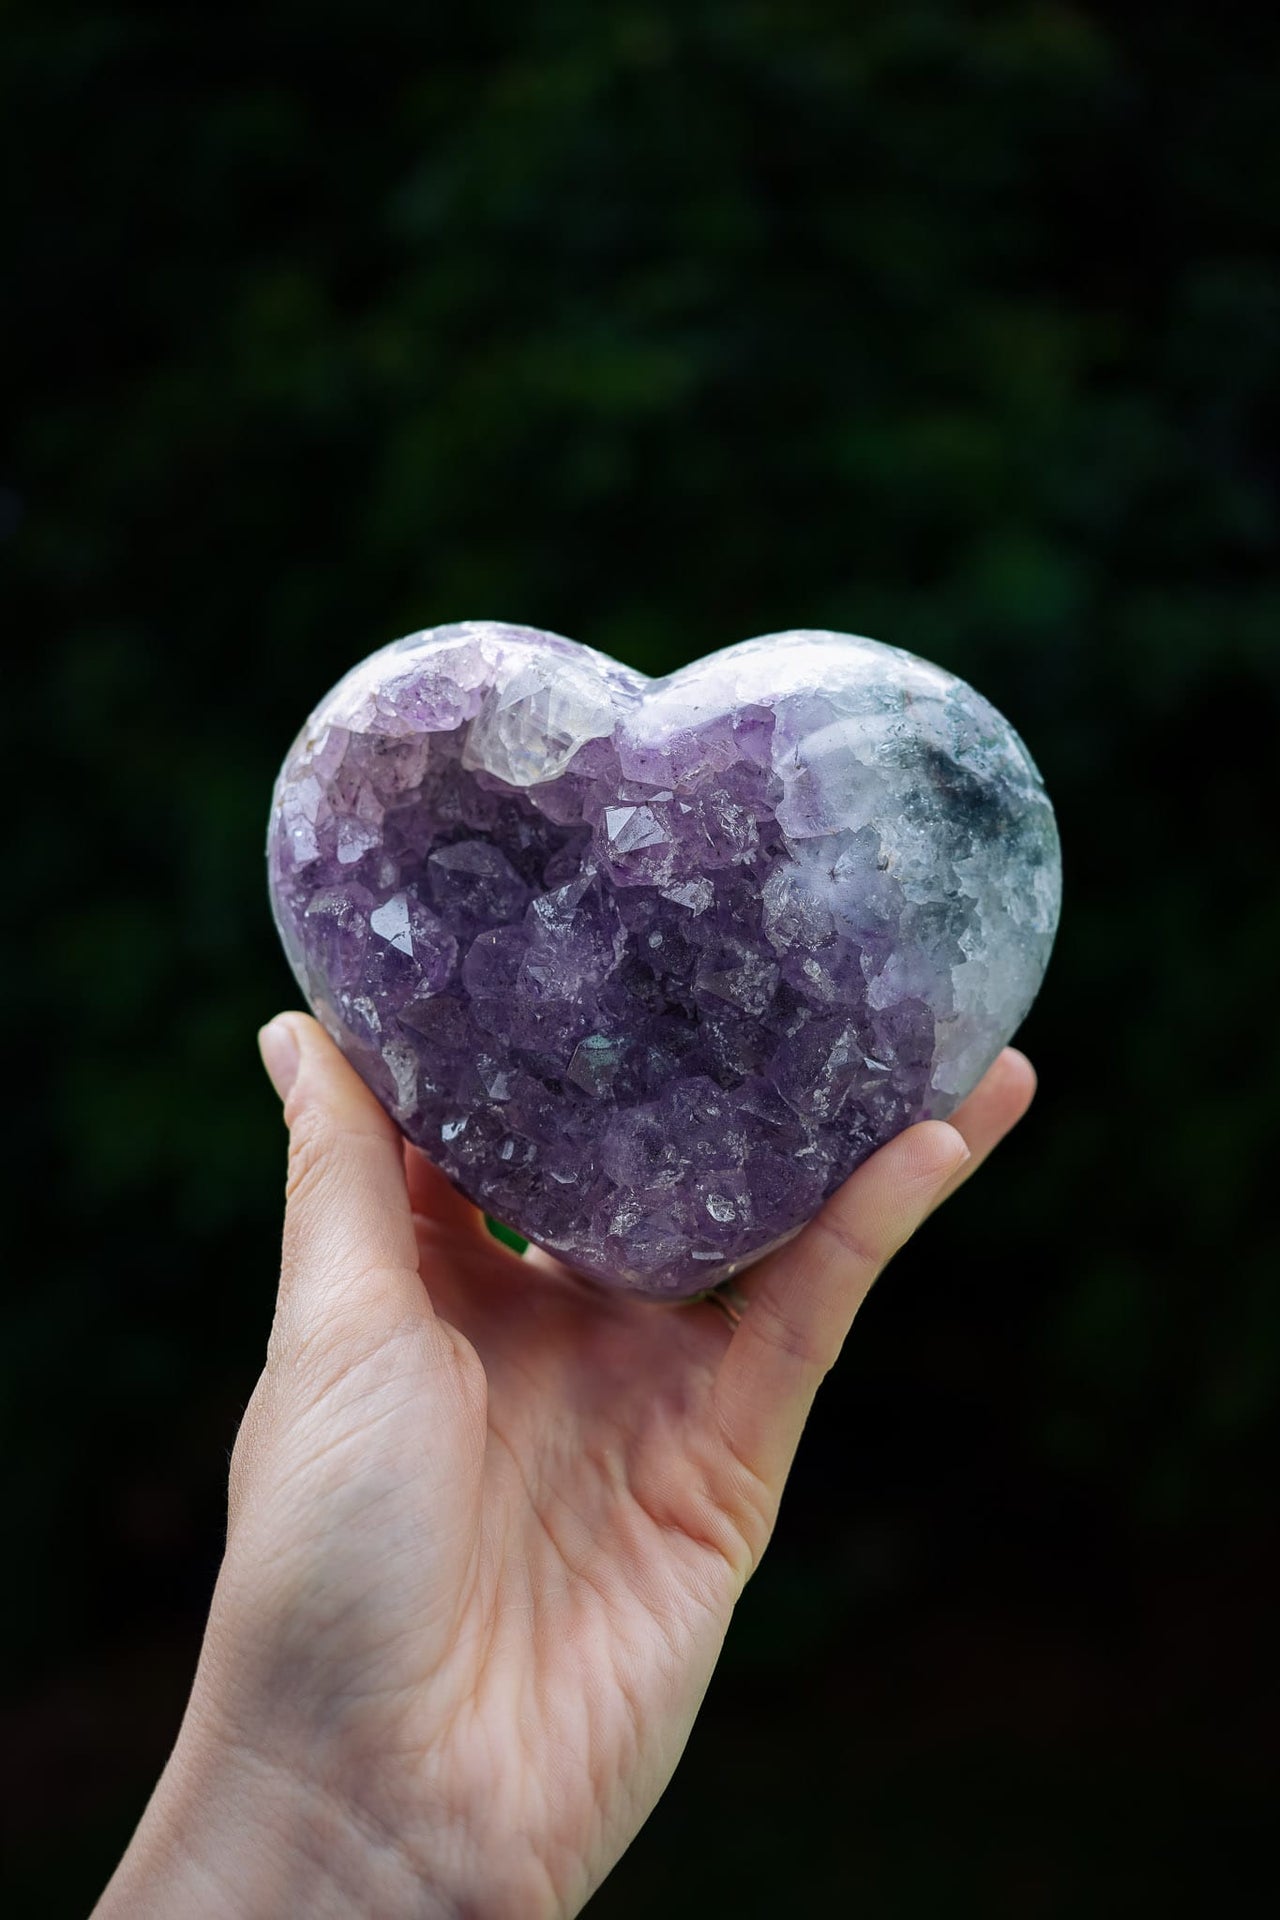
258,1019,300,1101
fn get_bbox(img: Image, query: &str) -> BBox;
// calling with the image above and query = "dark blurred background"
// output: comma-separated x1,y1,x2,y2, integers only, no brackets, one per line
3,1,1277,1913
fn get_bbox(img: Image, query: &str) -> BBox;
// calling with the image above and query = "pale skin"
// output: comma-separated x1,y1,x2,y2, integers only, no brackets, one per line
95,1014,1035,1919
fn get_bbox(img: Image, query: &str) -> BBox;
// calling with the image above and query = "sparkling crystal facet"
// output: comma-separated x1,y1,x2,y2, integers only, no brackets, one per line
268,622,1060,1296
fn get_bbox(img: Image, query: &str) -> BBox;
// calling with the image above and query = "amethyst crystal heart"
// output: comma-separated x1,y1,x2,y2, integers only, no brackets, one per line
268,624,1060,1295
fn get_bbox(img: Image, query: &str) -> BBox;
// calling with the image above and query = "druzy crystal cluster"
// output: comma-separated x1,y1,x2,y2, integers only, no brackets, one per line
268,624,1060,1295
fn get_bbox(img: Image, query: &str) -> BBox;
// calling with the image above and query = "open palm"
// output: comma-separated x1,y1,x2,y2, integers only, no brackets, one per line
102,1015,1034,1920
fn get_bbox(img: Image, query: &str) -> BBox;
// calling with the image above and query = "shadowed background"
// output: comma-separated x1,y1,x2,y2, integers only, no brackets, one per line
3,2,1277,1913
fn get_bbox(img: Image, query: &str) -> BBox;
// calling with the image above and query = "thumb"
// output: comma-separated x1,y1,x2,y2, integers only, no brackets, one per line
258,1012,431,1360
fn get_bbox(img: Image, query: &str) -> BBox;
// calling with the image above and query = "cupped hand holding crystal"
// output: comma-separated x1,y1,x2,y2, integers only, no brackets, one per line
96,1013,1035,1919
95,627,1054,1914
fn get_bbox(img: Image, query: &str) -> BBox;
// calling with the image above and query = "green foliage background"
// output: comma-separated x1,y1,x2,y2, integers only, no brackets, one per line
3,1,1277,1911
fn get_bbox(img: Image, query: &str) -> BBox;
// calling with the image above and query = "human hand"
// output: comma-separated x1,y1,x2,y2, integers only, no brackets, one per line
97,1015,1034,1919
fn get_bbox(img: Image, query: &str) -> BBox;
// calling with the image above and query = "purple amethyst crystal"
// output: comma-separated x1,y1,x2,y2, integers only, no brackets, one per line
268,623,1060,1296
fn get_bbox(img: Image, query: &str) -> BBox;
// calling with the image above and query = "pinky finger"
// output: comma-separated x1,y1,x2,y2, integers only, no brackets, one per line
713,1121,969,1490
927,1048,1037,1216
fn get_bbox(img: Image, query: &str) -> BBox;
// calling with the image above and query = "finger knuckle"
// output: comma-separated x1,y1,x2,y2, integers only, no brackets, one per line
810,1211,883,1276
280,1269,437,1401
747,1289,828,1376
284,1108,341,1207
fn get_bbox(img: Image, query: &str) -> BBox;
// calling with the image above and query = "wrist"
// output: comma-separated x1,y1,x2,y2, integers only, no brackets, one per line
94,1720,455,1920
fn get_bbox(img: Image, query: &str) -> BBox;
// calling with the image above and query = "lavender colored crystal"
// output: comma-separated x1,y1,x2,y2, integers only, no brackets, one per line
268,623,1060,1296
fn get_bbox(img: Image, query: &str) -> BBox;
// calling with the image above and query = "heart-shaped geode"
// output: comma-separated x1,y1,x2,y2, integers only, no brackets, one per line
268,624,1060,1295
